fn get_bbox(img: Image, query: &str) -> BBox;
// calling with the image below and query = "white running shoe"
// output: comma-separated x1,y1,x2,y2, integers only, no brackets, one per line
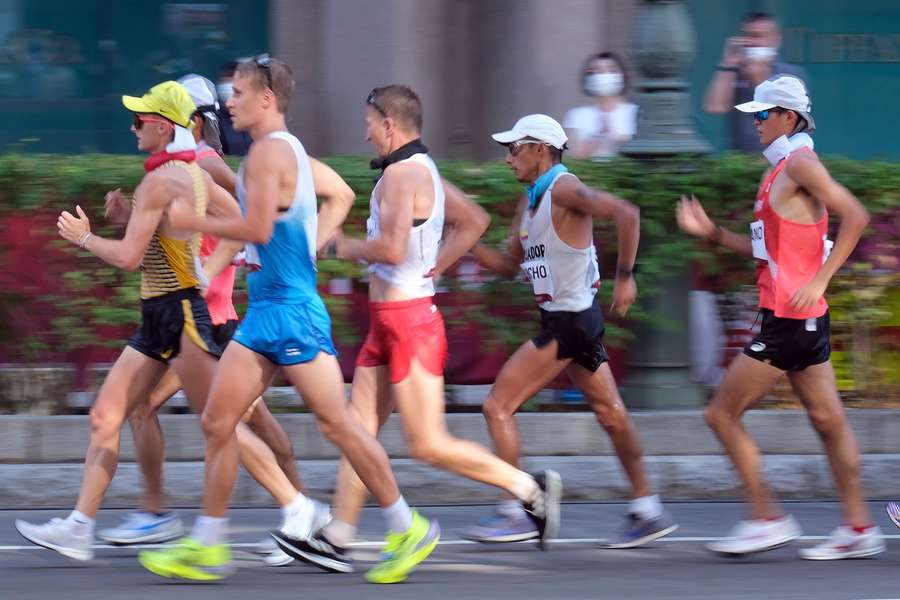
15,517,94,561
280,499,332,542
97,511,183,545
255,536,295,567
799,525,885,560
707,515,802,556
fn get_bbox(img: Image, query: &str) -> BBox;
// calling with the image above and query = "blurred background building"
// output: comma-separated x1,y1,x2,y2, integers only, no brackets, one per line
0,0,898,159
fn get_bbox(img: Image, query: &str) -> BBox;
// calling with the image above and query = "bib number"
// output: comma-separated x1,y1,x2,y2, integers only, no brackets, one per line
521,242,554,301
750,220,768,261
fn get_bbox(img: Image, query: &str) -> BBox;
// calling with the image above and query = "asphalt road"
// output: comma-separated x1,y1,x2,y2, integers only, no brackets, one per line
1,502,899,600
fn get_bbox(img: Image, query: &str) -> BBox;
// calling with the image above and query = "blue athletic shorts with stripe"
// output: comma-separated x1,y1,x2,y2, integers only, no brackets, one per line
231,297,337,366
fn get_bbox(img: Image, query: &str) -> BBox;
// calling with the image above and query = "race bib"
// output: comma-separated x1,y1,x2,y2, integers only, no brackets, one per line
822,236,833,264
750,220,768,261
520,242,554,302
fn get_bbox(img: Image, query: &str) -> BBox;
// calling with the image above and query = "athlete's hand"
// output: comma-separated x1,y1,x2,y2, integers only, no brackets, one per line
790,275,828,312
611,275,637,317
721,36,746,68
104,188,130,224
166,197,197,230
58,205,91,246
318,230,342,260
676,195,716,239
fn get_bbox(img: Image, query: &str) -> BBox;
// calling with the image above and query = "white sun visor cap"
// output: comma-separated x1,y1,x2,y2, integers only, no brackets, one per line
735,74,815,132
491,114,568,150
177,73,219,113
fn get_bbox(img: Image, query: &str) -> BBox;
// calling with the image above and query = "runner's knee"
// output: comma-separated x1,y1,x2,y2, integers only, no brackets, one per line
482,393,514,423
806,405,844,438
407,435,447,466
89,403,124,441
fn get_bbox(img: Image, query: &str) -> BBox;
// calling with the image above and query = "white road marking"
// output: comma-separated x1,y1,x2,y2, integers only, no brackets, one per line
1,534,898,552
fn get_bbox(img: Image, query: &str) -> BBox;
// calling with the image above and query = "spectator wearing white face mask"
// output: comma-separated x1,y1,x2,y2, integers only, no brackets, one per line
703,12,808,151
563,51,637,160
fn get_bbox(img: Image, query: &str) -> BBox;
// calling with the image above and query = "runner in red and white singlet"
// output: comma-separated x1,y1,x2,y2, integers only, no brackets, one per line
677,74,883,560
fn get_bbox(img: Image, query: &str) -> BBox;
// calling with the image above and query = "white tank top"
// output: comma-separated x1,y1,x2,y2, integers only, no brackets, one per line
367,153,445,299
518,172,600,312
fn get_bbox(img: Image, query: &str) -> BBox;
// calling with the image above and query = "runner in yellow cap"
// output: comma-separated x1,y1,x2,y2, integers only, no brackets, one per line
15,80,239,566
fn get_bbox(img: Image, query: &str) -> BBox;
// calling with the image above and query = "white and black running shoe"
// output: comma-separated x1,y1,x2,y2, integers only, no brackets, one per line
271,530,353,573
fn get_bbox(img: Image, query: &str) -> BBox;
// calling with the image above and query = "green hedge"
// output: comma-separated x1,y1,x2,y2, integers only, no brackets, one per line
1,153,897,396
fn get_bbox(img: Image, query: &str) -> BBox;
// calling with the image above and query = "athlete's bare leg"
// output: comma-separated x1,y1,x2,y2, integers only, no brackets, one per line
197,342,279,517
74,347,168,518
333,365,394,526
392,357,534,492
245,399,305,492
482,340,570,468
128,368,182,513
567,362,651,498
280,352,401,507
788,360,871,526
703,353,785,520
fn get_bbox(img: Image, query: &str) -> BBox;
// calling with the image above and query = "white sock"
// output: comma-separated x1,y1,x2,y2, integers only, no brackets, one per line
629,495,663,520
191,515,228,546
509,472,540,504
382,496,413,533
282,492,313,521
67,510,95,538
322,519,357,548
498,499,526,518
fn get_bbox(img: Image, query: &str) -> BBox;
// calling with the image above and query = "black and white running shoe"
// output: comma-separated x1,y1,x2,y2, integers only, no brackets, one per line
271,530,353,573
520,469,562,550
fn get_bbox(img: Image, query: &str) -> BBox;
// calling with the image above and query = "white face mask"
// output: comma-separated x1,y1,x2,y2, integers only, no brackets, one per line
216,82,233,102
744,46,777,61
585,73,623,97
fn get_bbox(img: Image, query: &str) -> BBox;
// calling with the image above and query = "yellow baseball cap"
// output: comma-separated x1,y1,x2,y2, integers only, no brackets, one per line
122,81,197,128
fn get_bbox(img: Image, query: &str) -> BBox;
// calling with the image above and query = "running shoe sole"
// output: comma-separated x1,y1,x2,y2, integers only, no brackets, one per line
540,469,562,550
138,552,233,581
459,530,540,544
14,520,93,561
602,523,680,549
708,534,799,557
271,532,353,573
799,544,886,560
98,529,183,545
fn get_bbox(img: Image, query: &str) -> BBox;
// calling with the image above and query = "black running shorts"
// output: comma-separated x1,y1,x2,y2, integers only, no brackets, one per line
743,308,831,372
212,319,239,349
532,302,610,372
128,288,222,364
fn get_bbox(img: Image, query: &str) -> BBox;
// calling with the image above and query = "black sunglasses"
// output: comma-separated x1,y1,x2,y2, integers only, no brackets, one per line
253,53,273,89
366,88,387,117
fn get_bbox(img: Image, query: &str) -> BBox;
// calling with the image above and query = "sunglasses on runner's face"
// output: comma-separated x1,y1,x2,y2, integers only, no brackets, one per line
753,108,785,122
132,114,173,130
506,140,543,156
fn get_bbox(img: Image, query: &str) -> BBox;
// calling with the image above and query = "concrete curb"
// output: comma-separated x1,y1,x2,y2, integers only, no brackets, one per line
2,410,899,506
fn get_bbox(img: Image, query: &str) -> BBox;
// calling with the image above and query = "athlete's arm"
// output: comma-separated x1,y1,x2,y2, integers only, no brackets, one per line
677,194,753,257
170,139,282,243
58,175,167,271
337,163,415,265
310,157,355,251
552,176,640,271
432,178,490,278
198,154,237,197
552,176,640,316
470,196,527,279
785,155,870,311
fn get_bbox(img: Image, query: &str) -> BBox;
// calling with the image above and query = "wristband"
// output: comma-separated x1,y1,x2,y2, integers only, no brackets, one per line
616,265,635,279
78,232,93,249
716,65,739,73
707,225,724,246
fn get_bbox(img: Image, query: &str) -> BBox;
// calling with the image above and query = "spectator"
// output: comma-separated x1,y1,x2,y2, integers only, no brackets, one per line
215,60,252,156
563,51,637,160
703,12,807,151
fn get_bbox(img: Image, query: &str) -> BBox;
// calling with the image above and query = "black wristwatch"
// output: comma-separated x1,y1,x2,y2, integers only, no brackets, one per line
716,65,739,73
616,264,636,279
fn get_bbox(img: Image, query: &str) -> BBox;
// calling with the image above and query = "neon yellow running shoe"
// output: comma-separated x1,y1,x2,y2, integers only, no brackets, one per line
138,537,233,581
366,509,440,584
